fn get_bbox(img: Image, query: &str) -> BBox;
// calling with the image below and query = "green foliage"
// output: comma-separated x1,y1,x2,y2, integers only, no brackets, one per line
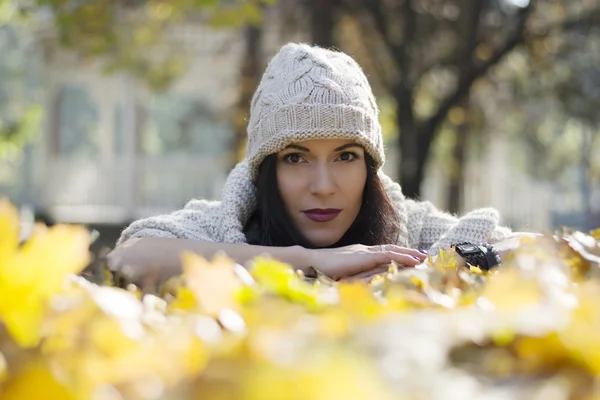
2,0,277,91
0,105,43,160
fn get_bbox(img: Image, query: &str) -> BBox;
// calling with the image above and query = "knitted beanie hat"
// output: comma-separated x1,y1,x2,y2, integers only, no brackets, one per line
245,43,385,180
217,43,409,246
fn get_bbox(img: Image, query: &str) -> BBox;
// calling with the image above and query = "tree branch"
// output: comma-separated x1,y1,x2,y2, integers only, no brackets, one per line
459,0,485,77
422,3,600,144
362,0,418,128
531,8,600,38
415,0,483,89
422,1,534,143
417,52,459,82
355,19,394,88
363,0,403,67
398,0,417,82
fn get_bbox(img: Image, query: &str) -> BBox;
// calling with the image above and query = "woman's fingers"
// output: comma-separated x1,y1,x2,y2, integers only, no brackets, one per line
369,245,427,261
386,245,427,260
341,252,418,279
384,251,423,266
348,248,421,277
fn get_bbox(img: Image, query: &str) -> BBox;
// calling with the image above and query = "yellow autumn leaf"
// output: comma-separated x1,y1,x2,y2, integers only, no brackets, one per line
44,308,209,397
317,310,350,339
250,257,320,309
469,265,486,275
410,275,426,289
168,286,198,312
432,247,459,271
0,295,44,348
559,282,600,374
383,286,411,311
1,362,74,400
514,334,570,374
481,268,543,311
182,252,243,315
0,213,90,347
338,282,383,318
12,224,90,295
42,294,98,354
242,350,394,400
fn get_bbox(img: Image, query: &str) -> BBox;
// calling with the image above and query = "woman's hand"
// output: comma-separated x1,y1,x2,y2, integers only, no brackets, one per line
339,234,543,282
306,244,427,280
107,238,180,286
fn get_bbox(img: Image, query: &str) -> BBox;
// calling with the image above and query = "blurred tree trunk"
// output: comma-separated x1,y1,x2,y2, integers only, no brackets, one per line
581,127,593,230
231,25,263,169
447,99,470,214
447,0,483,213
309,0,334,47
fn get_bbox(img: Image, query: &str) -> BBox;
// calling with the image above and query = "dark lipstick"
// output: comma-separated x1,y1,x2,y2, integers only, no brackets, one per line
303,209,341,222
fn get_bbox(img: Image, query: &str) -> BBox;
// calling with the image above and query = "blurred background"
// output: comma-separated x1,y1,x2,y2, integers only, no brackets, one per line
0,0,599,251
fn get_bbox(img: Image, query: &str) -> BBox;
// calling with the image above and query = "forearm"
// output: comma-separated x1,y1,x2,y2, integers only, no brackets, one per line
183,239,312,271
116,237,312,276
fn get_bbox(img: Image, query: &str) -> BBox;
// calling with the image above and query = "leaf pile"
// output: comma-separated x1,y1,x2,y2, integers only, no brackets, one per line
1,198,600,399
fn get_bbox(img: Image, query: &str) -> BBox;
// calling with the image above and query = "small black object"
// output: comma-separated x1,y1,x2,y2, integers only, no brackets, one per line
453,242,501,270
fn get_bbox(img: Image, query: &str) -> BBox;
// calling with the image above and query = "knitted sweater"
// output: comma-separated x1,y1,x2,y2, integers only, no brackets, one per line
117,160,512,252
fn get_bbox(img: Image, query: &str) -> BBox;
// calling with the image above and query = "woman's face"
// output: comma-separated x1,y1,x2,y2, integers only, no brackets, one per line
276,139,367,247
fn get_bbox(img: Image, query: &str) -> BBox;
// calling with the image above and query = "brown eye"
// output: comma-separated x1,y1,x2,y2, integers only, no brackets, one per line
284,153,304,164
337,152,359,162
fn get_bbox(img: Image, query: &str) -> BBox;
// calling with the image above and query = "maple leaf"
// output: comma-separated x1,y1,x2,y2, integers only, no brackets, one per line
431,247,459,271
481,268,543,311
182,252,244,315
0,199,90,347
249,257,320,309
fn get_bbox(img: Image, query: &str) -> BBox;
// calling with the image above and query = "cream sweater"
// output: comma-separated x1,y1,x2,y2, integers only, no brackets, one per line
117,160,512,252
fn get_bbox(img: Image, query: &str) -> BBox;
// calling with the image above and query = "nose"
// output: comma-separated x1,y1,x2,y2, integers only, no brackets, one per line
309,164,336,196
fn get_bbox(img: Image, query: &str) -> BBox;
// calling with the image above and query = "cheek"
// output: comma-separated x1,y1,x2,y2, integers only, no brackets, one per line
342,166,367,206
276,166,301,209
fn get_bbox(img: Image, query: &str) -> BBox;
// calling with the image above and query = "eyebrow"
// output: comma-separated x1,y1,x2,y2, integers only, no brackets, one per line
284,143,364,152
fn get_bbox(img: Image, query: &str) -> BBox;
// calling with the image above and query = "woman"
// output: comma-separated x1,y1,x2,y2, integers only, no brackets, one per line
108,43,518,284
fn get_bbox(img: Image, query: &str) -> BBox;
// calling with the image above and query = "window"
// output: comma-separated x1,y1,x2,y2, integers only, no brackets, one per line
142,94,231,156
55,84,100,157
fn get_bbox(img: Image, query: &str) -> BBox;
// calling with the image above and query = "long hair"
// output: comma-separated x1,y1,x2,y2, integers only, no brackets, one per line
244,153,401,248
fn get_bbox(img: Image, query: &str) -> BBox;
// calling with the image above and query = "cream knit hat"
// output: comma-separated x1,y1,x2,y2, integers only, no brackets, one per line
245,43,385,179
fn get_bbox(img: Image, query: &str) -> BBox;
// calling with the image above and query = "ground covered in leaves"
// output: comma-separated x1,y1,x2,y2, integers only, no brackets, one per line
1,198,600,399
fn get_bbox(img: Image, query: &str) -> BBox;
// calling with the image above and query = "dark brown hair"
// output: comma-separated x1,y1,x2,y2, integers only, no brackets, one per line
244,152,401,248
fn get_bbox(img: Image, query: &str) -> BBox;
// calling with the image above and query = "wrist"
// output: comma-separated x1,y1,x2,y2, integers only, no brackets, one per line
291,245,316,275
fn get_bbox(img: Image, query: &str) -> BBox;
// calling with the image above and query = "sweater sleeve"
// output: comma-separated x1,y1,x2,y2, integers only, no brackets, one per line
116,199,222,246
405,199,513,252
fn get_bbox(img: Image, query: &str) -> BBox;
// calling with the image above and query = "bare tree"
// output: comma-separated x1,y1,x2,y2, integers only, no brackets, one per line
309,0,335,47
339,0,536,198
231,24,263,169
